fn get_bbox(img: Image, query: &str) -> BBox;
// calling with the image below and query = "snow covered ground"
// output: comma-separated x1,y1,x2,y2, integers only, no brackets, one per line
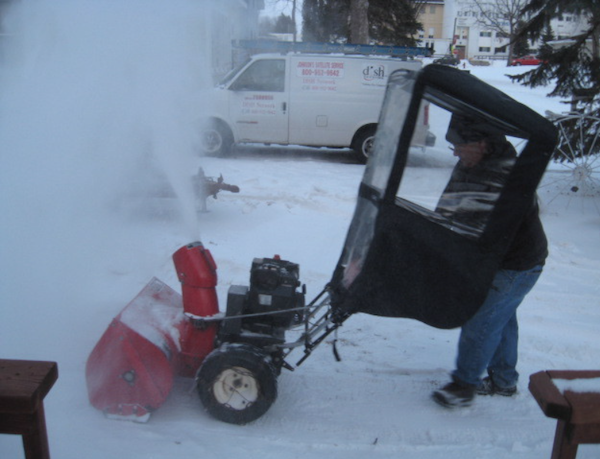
1,2,599,458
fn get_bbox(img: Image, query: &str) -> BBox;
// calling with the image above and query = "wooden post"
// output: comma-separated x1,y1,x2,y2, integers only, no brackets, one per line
529,370,600,459
0,359,59,459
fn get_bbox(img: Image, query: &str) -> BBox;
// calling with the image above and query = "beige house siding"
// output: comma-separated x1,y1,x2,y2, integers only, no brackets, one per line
417,1,445,40
414,1,450,56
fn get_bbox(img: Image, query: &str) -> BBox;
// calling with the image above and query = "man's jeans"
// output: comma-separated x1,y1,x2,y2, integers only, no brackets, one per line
453,266,543,389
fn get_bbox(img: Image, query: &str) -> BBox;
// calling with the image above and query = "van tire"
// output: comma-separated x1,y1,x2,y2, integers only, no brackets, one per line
200,120,233,157
352,125,377,164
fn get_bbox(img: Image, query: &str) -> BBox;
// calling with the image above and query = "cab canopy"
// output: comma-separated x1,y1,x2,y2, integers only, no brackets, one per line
330,64,557,329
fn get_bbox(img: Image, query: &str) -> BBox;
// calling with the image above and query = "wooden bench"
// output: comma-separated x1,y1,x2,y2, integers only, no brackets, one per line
0,359,59,459
529,370,600,459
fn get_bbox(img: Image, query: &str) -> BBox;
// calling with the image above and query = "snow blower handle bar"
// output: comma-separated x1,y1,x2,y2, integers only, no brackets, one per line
185,304,309,326
185,285,350,367
283,286,351,367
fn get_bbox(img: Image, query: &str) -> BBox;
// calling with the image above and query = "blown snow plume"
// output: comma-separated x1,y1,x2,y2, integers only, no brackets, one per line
0,0,214,296
0,0,216,361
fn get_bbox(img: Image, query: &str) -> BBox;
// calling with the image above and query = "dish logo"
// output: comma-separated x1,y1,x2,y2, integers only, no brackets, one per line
363,64,387,81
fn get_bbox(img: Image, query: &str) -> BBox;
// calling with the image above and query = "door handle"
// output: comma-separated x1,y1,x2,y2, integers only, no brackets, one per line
282,102,287,113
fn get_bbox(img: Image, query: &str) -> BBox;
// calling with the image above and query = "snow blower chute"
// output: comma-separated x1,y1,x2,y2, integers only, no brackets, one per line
86,64,558,425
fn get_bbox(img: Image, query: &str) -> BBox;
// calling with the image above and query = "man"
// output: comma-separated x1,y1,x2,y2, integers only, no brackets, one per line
432,114,548,408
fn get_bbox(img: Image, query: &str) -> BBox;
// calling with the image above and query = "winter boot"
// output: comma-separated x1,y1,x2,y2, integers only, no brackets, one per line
476,377,517,397
432,379,475,408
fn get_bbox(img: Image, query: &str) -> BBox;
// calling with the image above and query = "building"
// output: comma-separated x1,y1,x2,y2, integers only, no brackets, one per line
210,0,265,78
417,0,591,60
415,0,445,53
440,0,512,60
552,12,590,40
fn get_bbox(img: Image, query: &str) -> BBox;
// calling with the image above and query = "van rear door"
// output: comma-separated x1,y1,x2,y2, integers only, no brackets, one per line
226,57,289,144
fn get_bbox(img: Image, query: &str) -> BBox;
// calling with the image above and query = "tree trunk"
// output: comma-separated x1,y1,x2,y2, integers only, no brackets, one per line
292,0,297,43
350,0,369,44
592,23,599,60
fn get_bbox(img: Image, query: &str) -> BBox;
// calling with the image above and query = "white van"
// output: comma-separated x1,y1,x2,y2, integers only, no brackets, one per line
200,53,435,163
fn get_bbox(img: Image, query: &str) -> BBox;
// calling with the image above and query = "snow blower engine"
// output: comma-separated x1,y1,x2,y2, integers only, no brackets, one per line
217,256,305,348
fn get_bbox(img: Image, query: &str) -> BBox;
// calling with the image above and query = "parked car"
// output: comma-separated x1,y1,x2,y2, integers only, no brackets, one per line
200,53,435,163
433,55,460,66
509,55,542,66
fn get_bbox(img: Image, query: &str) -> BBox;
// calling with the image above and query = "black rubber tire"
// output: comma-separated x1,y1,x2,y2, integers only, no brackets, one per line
196,343,278,424
351,125,377,164
200,120,233,157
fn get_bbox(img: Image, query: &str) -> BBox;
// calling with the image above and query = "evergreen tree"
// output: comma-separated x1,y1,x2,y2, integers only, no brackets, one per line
259,14,296,37
258,16,273,36
511,0,600,163
302,0,421,45
538,24,556,59
512,21,531,57
274,13,296,34
511,0,599,114
369,0,421,46
302,0,349,43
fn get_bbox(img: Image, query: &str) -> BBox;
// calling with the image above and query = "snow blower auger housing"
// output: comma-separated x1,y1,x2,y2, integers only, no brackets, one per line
86,65,558,425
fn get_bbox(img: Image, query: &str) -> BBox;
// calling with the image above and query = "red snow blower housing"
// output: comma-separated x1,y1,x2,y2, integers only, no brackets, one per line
87,65,558,425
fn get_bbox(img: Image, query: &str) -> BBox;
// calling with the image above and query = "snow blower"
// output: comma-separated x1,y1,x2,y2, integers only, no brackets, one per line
86,241,305,424
86,64,558,425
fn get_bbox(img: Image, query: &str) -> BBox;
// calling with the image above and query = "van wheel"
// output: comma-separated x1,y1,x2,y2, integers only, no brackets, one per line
196,344,278,425
352,126,377,164
200,121,233,157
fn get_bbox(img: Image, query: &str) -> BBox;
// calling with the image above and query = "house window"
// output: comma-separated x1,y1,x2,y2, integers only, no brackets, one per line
479,47,491,52
480,31,492,37
430,5,436,14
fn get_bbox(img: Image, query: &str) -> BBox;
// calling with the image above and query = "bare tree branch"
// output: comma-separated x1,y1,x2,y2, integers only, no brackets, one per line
465,0,529,63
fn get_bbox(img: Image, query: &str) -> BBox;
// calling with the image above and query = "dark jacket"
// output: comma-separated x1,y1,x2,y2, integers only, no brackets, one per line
501,199,548,270
437,138,548,270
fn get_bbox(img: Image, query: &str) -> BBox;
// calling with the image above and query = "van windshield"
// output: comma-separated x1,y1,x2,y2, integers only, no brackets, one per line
218,58,251,87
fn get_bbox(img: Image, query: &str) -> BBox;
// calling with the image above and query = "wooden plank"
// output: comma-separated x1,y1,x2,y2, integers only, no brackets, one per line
551,420,578,459
530,370,600,459
548,370,600,380
529,370,571,420
548,370,600,424
0,359,58,459
570,423,600,444
0,360,58,413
